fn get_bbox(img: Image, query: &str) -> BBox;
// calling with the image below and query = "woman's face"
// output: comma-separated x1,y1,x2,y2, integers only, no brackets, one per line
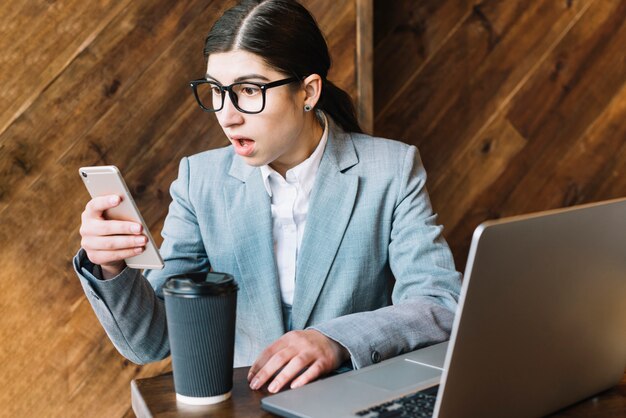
206,50,319,172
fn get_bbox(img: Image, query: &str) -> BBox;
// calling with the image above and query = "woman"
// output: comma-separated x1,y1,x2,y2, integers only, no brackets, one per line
74,0,461,394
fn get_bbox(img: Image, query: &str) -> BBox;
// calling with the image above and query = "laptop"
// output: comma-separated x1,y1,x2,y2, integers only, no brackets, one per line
262,198,626,418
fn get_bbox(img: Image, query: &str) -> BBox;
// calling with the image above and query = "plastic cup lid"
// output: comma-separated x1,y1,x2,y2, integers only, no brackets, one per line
162,272,238,296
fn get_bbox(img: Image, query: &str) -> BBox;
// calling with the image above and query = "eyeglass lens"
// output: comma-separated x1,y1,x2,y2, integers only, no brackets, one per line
196,82,264,113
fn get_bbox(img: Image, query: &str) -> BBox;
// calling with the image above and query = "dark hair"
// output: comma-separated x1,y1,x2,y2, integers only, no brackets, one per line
203,0,363,134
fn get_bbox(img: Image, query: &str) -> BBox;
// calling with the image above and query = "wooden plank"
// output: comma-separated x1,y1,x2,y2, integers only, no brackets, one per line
540,80,626,206
373,0,473,117
385,0,589,182
486,0,626,215
428,1,592,191
429,115,527,233
443,0,626,269
376,0,537,143
0,0,132,137
122,407,137,418
425,0,594,229
589,139,626,201
357,0,374,134
0,0,218,215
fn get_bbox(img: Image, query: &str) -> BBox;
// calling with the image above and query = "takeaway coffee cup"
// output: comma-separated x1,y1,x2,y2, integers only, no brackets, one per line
163,272,238,405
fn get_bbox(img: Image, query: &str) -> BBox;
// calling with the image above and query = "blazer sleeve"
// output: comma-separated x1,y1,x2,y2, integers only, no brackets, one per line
310,145,462,369
73,157,210,364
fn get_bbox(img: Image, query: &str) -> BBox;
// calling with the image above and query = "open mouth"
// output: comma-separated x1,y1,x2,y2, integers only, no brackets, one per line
231,136,256,157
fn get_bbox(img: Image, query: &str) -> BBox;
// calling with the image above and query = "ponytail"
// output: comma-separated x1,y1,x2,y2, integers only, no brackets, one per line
318,79,363,134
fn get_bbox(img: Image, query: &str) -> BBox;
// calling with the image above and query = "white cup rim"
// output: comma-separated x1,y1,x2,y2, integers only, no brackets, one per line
176,391,232,405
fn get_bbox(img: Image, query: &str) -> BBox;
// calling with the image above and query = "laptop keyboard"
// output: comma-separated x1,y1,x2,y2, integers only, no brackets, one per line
355,386,439,418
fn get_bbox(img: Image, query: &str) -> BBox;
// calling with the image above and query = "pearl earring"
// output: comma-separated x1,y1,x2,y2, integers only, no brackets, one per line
304,104,312,112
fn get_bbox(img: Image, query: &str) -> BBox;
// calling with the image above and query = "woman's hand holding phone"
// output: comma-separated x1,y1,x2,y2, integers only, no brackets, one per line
78,165,164,273
80,195,147,280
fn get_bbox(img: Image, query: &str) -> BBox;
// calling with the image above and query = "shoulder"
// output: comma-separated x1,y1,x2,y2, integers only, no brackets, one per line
187,144,233,166
171,145,236,197
346,131,418,170
349,131,413,154
184,145,234,176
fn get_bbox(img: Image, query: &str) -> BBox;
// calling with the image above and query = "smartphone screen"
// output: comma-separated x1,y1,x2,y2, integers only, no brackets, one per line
79,165,165,270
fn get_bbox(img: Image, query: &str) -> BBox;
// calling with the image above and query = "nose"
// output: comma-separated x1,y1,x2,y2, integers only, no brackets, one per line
216,92,244,128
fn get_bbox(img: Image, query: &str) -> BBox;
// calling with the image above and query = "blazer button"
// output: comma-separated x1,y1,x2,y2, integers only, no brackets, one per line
90,290,100,301
371,350,381,364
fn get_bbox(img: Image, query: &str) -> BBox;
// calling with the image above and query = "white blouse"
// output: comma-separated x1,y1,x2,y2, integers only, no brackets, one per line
259,112,329,305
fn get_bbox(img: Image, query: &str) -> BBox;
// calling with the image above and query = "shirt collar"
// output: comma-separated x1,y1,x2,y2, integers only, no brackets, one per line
260,111,329,197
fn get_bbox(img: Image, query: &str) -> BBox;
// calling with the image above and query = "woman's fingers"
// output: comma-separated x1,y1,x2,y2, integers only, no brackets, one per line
267,354,314,393
249,330,348,393
81,234,147,252
80,219,142,238
83,195,122,218
289,361,324,389
79,195,144,271
87,248,145,266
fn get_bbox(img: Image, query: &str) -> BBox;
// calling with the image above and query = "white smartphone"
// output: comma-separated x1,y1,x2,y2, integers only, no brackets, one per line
79,165,165,270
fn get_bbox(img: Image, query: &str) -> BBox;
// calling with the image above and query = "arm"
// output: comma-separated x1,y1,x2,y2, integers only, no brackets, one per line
248,145,461,391
73,253,169,364
310,145,462,368
74,157,210,364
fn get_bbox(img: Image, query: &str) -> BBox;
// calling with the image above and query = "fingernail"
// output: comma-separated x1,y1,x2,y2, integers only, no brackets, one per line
268,382,278,393
134,247,143,254
109,196,119,205
135,237,146,245
250,378,260,390
131,224,141,233
291,381,301,389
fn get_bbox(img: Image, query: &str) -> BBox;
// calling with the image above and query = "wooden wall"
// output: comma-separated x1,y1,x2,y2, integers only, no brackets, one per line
0,1,363,416
2,0,625,416
374,0,626,269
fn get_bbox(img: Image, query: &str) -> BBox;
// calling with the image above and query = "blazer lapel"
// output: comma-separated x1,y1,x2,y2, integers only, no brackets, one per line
291,124,359,330
223,155,285,344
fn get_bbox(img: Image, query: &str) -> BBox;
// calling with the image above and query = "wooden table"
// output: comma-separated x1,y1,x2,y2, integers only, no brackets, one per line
131,368,626,417
131,368,272,418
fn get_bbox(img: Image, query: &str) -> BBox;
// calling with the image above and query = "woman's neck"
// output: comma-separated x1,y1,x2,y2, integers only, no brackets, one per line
270,112,325,178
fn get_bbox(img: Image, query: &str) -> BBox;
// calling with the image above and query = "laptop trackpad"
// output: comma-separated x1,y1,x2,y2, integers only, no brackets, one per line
348,360,442,391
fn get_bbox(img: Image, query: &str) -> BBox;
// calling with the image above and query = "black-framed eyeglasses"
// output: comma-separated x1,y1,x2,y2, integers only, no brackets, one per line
189,77,299,114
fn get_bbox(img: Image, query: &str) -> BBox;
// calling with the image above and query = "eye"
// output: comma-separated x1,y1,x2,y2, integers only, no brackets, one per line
240,85,261,96
210,85,222,95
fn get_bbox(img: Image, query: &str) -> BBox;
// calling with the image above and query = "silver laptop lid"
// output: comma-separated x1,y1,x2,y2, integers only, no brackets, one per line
435,198,626,418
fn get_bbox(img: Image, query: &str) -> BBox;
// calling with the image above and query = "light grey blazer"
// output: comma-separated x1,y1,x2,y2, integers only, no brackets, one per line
74,119,462,369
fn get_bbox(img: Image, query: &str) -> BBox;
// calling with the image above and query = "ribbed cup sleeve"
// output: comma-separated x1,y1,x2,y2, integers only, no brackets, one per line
164,292,237,397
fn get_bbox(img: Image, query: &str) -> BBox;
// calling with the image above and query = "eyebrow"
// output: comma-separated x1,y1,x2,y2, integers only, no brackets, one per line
205,73,272,83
